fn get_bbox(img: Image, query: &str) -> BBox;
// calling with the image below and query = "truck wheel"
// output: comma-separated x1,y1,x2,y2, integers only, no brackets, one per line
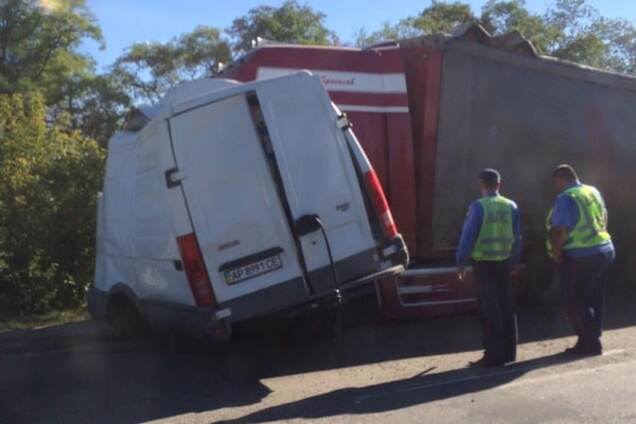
106,295,145,337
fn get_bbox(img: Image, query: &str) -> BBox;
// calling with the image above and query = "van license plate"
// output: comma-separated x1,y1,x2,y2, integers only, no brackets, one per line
224,254,282,285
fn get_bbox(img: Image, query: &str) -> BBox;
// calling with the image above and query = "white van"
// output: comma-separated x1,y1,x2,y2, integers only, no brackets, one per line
88,72,408,340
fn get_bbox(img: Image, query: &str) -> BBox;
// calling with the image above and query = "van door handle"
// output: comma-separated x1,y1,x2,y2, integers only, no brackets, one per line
165,168,188,188
295,214,322,236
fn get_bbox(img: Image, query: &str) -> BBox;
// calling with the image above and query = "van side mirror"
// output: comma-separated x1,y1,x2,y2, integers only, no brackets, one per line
295,214,322,236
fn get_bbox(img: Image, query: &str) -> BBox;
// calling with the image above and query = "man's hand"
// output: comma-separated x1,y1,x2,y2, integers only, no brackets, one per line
457,266,466,281
549,226,567,265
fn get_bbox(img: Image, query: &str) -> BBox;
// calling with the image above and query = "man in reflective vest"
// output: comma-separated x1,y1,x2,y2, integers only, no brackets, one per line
547,164,614,355
457,169,522,367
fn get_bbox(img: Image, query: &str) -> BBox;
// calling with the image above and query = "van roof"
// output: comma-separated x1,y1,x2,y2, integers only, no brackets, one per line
122,71,317,136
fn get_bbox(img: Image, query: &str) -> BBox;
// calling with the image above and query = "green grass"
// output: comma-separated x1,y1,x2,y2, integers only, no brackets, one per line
0,308,89,332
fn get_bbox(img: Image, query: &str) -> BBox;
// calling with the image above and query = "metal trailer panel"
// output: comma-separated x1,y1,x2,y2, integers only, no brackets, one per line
430,41,636,255
400,46,444,260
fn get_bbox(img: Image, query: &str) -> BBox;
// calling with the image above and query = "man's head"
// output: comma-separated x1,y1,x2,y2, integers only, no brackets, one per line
553,164,579,193
478,168,501,195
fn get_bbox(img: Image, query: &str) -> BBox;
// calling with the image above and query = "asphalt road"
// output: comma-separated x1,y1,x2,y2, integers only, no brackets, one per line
3,290,636,424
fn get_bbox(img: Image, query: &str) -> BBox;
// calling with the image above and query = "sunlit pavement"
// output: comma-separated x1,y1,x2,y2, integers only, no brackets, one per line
3,291,636,423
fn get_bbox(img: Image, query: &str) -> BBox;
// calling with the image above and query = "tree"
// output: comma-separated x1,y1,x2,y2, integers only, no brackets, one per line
589,17,636,73
355,1,475,47
411,0,476,34
482,0,636,71
353,0,636,75
0,93,105,315
227,0,338,54
354,20,421,47
0,0,102,103
112,26,231,103
54,72,131,145
481,0,560,54
0,0,130,143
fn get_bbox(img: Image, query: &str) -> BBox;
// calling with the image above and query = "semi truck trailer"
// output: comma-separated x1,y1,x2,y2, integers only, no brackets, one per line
221,23,636,318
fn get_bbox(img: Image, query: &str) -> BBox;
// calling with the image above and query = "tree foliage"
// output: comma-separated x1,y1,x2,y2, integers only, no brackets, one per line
0,0,102,102
480,0,559,54
227,0,338,54
411,1,476,34
354,20,422,47
0,93,105,315
354,0,636,73
355,1,477,46
112,26,231,103
0,0,130,143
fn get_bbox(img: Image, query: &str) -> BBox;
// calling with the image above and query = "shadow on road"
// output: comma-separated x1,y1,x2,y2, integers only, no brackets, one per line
213,352,584,423
1,333,272,423
1,289,635,423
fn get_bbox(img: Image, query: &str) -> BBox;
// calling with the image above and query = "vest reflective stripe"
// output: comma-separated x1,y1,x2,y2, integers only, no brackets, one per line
562,185,611,250
472,196,515,261
545,185,611,255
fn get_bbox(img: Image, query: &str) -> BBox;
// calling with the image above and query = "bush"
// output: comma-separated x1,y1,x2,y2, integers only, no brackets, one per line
0,93,105,316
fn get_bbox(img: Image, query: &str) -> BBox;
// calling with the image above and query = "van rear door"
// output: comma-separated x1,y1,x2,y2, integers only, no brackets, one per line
253,73,379,293
167,93,309,308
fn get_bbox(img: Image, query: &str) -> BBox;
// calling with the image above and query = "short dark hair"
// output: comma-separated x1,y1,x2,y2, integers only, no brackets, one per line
479,168,501,189
553,164,579,182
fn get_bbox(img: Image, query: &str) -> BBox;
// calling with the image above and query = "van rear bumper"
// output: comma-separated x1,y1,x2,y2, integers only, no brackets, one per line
141,260,405,336
87,236,408,339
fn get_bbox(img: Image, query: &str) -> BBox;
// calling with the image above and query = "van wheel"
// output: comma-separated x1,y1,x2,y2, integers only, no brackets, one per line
106,295,145,337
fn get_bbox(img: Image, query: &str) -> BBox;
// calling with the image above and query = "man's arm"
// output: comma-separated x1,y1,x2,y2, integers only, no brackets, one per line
456,202,482,279
549,195,577,263
511,206,522,265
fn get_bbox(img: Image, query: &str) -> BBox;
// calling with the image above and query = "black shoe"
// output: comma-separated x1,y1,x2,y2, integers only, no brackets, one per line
565,340,602,356
468,356,503,368
564,345,586,355
564,339,585,355
584,340,603,356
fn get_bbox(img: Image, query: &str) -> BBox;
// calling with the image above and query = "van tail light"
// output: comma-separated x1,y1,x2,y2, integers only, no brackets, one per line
177,233,216,307
363,169,398,239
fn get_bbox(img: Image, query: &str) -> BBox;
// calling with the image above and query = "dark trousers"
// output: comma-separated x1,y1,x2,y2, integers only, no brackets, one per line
473,260,517,363
561,251,614,349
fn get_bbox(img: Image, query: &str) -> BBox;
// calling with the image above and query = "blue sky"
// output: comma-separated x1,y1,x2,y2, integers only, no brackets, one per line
83,0,635,71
